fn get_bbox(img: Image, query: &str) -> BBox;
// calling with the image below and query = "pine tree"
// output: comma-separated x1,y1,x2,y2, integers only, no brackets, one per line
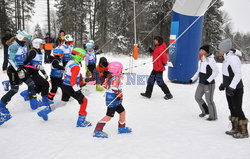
202,0,224,53
34,24,43,38
56,0,89,46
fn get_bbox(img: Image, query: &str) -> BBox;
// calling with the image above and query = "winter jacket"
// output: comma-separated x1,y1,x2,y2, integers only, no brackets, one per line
50,56,64,78
8,40,28,68
96,64,108,77
63,60,81,88
151,42,168,71
222,49,243,89
191,54,219,84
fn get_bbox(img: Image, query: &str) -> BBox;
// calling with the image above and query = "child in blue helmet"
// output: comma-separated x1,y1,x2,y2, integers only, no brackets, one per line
85,41,105,91
48,48,65,100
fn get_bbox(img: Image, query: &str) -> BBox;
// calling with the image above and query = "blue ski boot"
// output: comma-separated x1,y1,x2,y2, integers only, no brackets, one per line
93,130,108,138
37,106,52,121
118,127,132,134
2,80,10,91
40,96,54,107
29,96,40,110
76,115,92,127
0,102,12,125
20,90,30,101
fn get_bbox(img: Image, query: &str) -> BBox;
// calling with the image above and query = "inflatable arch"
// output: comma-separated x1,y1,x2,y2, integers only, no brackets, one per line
168,0,212,83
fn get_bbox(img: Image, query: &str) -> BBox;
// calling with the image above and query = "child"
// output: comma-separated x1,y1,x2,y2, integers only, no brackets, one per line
96,57,109,84
58,34,74,66
191,45,219,121
85,41,104,91
218,39,248,138
0,30,39,125
22,38,52,107
48,48,65,100
93,61,132,138
37,48,91,127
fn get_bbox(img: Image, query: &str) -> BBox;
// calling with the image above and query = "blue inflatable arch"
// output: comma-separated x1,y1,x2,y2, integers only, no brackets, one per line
168,0,212,83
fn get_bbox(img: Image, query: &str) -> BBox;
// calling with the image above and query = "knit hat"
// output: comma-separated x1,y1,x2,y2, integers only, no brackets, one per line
218,39,232,53
200,45,210,54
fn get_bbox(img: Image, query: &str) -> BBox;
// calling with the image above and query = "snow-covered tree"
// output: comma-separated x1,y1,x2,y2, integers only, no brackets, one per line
202,0,224,53
34,24,43,38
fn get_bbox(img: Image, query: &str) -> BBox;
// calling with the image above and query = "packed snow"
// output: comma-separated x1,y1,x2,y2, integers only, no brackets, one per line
0,50,249,159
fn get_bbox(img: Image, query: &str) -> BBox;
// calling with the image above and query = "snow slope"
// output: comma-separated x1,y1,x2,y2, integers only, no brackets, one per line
0,50,249,159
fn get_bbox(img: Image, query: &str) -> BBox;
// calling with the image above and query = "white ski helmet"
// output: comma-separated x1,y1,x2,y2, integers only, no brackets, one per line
86,42,94,48
64,34,74,42
32,38,45,49
16,30,32,41
88,40,95,45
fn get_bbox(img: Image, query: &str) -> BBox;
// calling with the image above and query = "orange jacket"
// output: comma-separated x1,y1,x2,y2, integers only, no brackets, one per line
96,64,108,77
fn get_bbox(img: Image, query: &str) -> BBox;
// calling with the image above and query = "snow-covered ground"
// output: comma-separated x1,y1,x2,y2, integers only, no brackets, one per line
0,49,249,159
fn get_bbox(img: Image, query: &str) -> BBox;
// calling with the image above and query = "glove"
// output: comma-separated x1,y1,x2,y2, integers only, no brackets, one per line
75,90,85,104
226,87,234,97
219,84,225,91
148,47,154,53
17,67,26,79
36,64,44,70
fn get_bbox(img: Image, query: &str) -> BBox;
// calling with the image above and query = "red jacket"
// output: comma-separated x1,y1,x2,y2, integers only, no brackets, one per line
151,42,168,71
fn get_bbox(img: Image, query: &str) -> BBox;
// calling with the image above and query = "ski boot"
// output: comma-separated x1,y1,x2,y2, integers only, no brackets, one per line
96,84,105,92
37,106,52,121
20,90,30,101
93,130,108,138
118,127,132,134
2,80,10,91
76,115,92,127
0,102,12,125
39,96,54,107
29,96,40,110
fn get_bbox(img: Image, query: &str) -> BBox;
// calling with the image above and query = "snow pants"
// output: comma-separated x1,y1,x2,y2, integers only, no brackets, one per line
61,85,88,116
30,73,49,97
145,70,171,97
1,66,36,104
195,83,217,120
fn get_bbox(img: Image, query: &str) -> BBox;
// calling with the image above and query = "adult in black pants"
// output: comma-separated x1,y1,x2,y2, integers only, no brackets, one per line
1,29,13,72
218,39,248,139
140,36,173,100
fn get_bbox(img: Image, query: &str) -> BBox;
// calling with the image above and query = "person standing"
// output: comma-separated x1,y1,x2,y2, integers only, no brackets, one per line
140,36,173,100
1,29,13,72
55,30,65,47
85,41,105,91
218,39,248,139
191,45,218,121
44,33,54,63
